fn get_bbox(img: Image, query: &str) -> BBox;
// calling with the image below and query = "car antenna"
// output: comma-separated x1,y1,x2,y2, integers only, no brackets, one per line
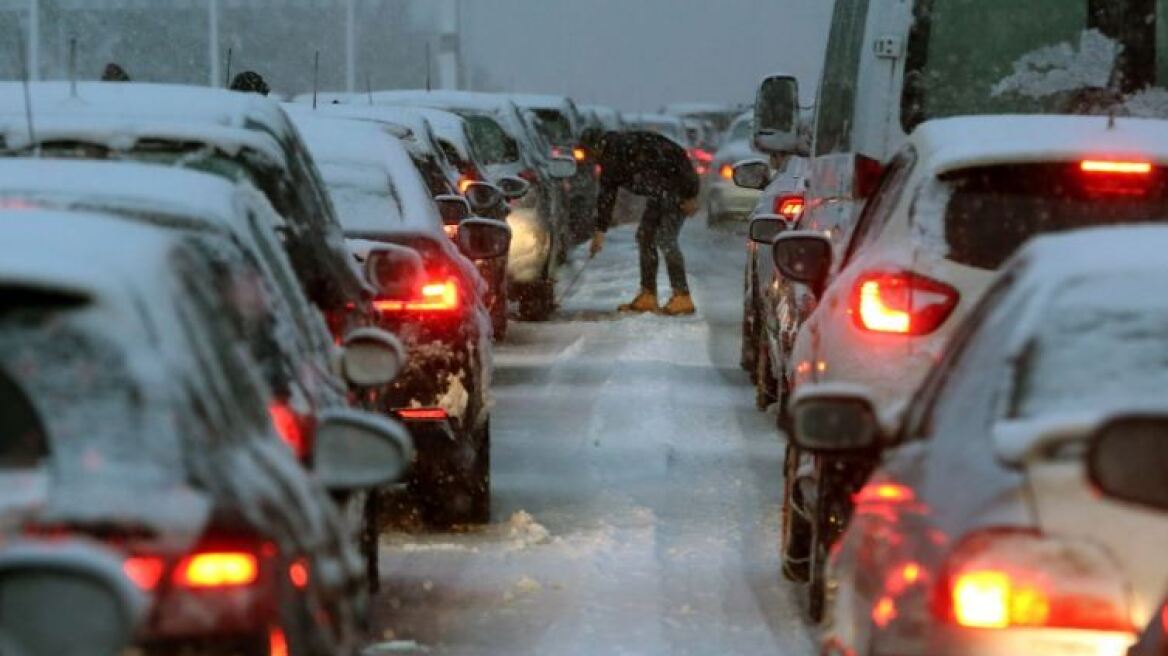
366,72,374,105
425,41,432,92
67,37,79,98
312,50,320,110
13,20,38,156
223,47,233,88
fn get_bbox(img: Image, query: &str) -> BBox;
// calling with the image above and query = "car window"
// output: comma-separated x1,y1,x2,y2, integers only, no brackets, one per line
936,163,1168,269
0,367,48,469
532,109,573,145
463,115,520,165
1007,274,1168,419
840,147,917,268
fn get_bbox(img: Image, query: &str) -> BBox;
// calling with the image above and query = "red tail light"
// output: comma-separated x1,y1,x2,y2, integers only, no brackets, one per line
719,164,734,180
937,531,1131,633
1081,160,1152,175
689,148,713,164
289,558,309,589
457,177,474,194
124,555,165,591
374,277,460,313
443,224,459,239
855,154,886,199
174,551,259,589
268,402,310,459
854,482,915,505
850,272,959,336
773,195,805,221
395,407,448,421
269,626,289,656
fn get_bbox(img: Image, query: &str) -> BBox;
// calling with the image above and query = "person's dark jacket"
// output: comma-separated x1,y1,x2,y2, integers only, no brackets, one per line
595,131,700,233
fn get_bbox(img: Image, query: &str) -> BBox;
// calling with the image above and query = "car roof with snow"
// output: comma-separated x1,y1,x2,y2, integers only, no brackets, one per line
365,90,519,115
509,93,574,111
0,82,291,137
0,158,260,229
910,115,1168,176
1011,225,1168,286
287,113,443,237
282,101,414,139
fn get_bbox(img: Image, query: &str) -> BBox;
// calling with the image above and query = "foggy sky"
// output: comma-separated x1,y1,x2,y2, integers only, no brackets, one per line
451,0,832,111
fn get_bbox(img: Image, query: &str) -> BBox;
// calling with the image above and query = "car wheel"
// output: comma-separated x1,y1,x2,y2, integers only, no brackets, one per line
780,444,811,582
517,279,556,321
492,289,509,340
808,464,848,624
755,337,778,411
741,264,758,375
421,420,491,527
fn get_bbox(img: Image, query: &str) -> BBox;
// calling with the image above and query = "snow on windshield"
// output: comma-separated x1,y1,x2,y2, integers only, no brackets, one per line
1013,274,1168,419
319,162,405,234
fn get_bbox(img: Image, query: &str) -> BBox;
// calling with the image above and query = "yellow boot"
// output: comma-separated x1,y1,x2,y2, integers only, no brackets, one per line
618,289,659,313
661,292,696,316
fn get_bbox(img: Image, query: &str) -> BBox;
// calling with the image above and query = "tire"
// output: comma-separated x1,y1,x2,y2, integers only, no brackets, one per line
420,420,491,527
780,445,811,582
517,279,556,321
755,337,778,411
808,463,849,624
741,264,758,374
492,290,509,341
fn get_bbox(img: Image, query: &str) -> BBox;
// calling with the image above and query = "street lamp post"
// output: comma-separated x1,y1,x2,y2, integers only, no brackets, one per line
208,0,220,86
27,0,39,80
345,0,356,93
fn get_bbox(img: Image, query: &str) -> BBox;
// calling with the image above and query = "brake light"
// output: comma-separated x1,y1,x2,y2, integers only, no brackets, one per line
374,277,460,313
938,531,1131,632
396,407,448,421
1081,160,1152,175
851,272,959,336
289,558,309,589
854,482,915,505
268,403,309,459
124,555,165,591
443,224,459,239
174,552,259,588
855,154,885,199
573,147,587,161
773,195,805,221
720,164,734,180
689,148,713,164
269,626,289,656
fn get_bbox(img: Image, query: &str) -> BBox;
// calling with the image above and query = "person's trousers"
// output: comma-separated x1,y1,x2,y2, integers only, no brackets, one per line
636,197,689,295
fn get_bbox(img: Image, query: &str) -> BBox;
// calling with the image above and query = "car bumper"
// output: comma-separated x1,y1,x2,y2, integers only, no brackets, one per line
872,625,1135,656
506,207,553,283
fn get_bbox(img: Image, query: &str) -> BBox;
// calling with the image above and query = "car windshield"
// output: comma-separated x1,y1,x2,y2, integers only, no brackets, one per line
0,298,186,480
318,161,405,233
904,0,1168,129
929,163,1168,269
462,115,520,165
1011,275,1168,419
727,117,754,143
531,109,573,144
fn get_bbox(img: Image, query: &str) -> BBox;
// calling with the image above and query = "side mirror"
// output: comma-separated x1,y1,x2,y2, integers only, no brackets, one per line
462,182,506,213
733,159,771,191
313,409,414,491
791,384,882,453
1087,415,1168,511
547,156,577,180
772,231,833,293
0,539,146,656
749,214,788,244
434,194,472,226
495,176,531,201
340,327,407,388
458,218,512,260
363,244,424,299
754,74,800,156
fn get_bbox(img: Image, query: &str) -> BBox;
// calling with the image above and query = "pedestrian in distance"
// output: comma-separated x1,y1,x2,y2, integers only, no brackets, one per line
586,130,701,316
101,63,130,82
229,71,271,96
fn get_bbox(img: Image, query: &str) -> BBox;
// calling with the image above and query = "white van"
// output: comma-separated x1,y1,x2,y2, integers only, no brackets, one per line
757,0,1168,245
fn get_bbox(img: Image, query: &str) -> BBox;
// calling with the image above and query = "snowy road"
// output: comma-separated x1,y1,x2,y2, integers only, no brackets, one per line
365,222,817,655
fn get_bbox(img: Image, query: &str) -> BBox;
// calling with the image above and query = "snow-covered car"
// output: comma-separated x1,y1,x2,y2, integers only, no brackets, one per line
706,112,762,224
0,158,411,590
580,104,626,132
294,115,510,526
793,226,1168,656
774,114,1168,621
661,101,745,134
0,211,409,655
512,93,597,238
732,155,809,406
357,90,579,320
0,82,372,338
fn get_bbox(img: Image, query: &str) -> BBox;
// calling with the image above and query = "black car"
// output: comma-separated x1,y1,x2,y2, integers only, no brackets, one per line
296,117,511,526
0,211,409,655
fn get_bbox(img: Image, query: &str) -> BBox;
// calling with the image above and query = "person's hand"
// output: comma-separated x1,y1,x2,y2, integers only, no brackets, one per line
590,231,606,258
681,197,700,217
